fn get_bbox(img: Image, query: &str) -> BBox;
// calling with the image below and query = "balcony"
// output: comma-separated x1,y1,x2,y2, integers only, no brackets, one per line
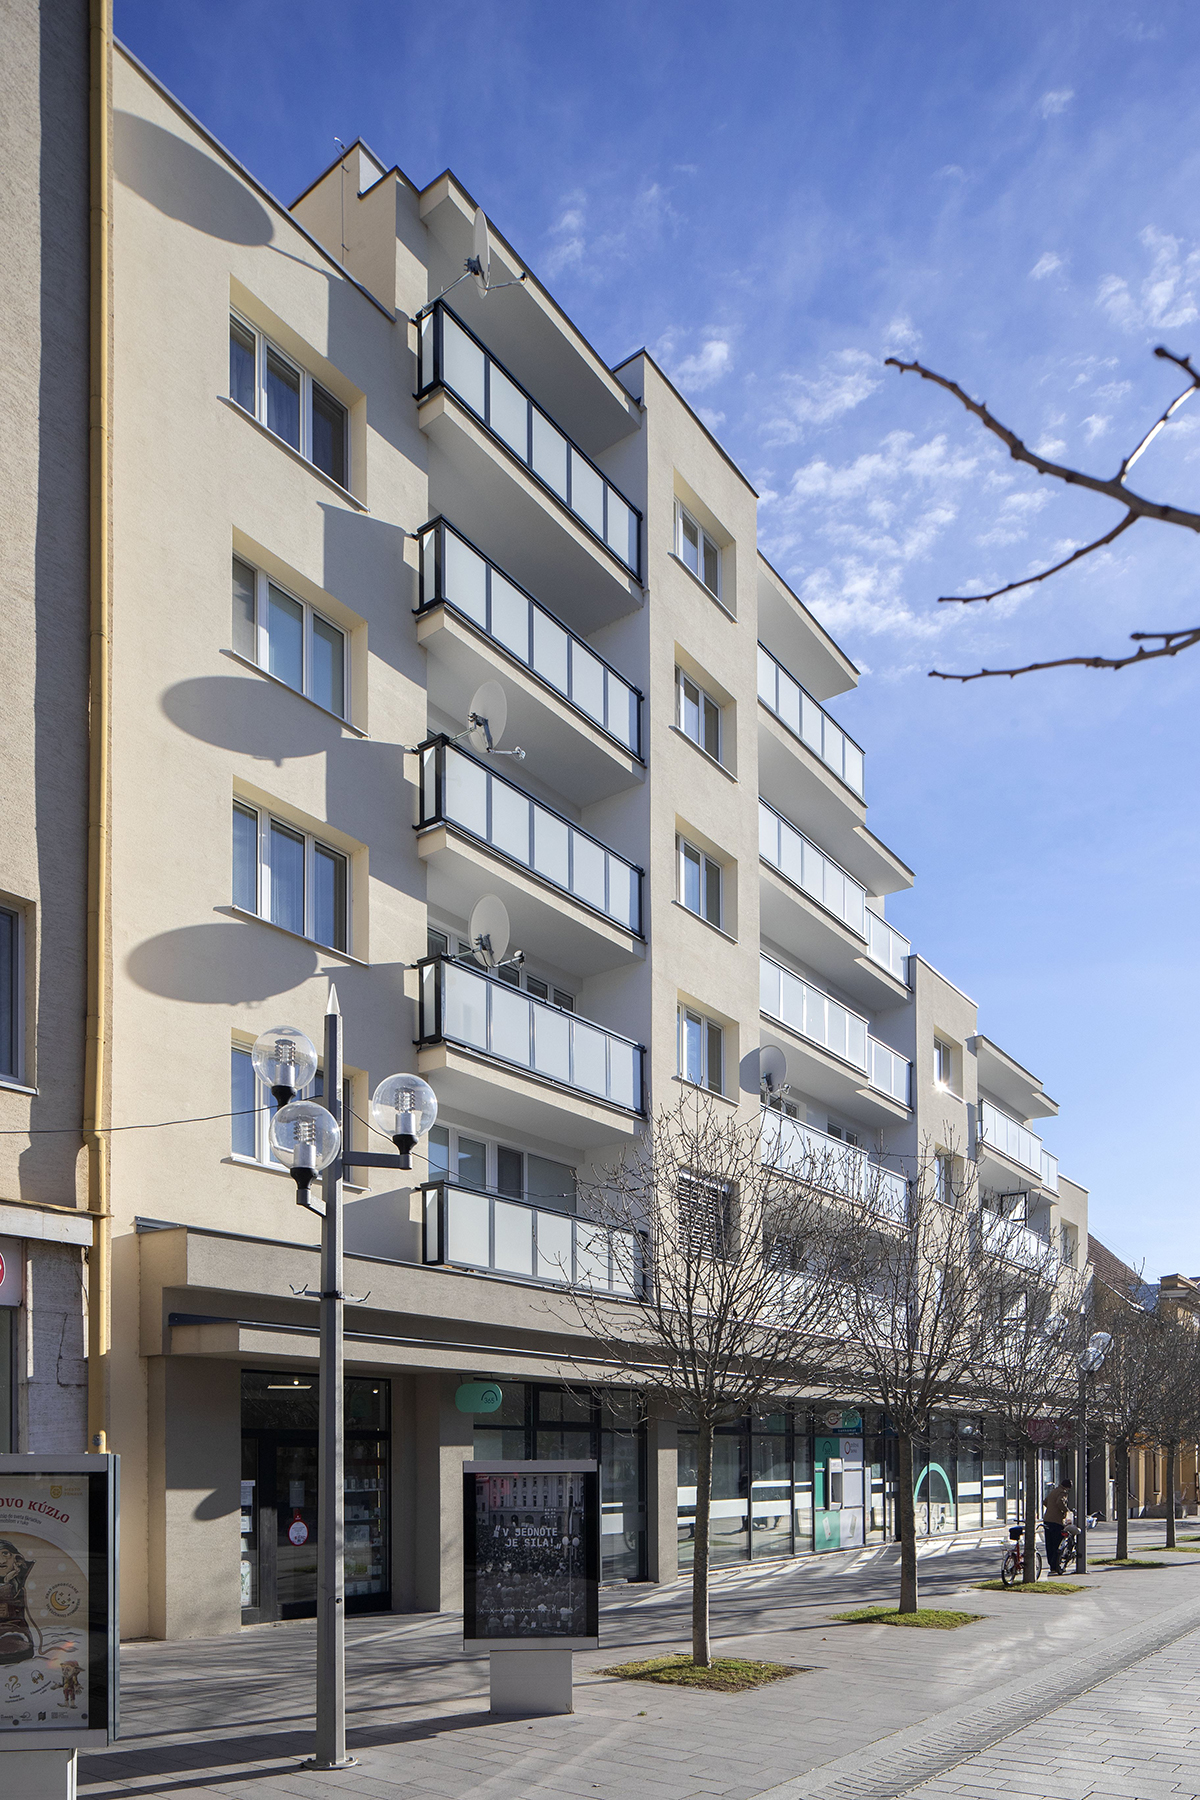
759,953,911,1109
760,1110,907,1220
417,955,644,1147
759,800,910,998
978,1208,1052,1270
418,301,641,580
418,739,642,974
757,644,864,797
421,1180,644,1297
978,1099,1057,1192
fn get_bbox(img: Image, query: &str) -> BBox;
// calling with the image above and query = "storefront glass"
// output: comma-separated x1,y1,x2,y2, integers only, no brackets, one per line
752,1415,792,1561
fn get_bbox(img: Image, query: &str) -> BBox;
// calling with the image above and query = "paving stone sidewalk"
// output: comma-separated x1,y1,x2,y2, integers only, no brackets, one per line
78,1522,1200,1800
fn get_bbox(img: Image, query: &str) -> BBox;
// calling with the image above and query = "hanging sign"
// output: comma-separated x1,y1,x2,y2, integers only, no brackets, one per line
0,1453,118,1750
463,1460,599,1649
456,1382,503,1414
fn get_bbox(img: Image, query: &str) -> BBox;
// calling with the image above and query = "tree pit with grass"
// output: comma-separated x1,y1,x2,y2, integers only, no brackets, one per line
832,1606,981,1629
974,1579,1088,1594
600,1654,806,1693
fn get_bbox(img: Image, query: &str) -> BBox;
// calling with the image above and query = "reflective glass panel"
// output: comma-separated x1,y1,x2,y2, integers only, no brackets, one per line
311,382,347,487
232,803,258,912
267,585,304,692
231,1046,257,1158
230,317,256,413
312,614,345,717
265,348,301,449
571,451,605,536
442,315,485,415
268,821,305,935
443,531,487,627
532,610,570,693
532,411,568,497
570,644,605,722
489,571,528,661
488,363,527,456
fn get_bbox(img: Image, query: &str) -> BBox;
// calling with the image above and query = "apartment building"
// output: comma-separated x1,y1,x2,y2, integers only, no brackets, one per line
0,15,1092,1638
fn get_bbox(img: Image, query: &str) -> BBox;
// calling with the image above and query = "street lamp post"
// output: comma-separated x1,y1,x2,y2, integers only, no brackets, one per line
256,991,438,1771
1075,1331,1113,1574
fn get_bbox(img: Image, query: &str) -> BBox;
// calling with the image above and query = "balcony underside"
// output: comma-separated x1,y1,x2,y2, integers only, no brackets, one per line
418,824,643,976
757,714,912,896
417,604,642,806
421,391,642,635
759,1016,910,1130
417,1040,643,1150
977,1141,1050,1198
759,865,910,1010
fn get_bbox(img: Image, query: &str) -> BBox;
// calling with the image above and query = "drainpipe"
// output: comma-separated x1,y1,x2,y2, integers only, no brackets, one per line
85,0,113,1453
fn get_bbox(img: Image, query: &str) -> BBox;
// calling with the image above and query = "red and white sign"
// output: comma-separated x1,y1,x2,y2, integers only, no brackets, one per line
0,1236,22,1307
288,1514,309,1546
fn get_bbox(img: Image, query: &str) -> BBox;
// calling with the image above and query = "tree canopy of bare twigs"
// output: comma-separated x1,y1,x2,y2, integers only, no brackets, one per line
887,345,1200,680
554,1095,837,1665
1139,1303,1200,1549
1088,1279,1165,1560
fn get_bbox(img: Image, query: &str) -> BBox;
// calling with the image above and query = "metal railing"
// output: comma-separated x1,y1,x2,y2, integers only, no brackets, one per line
418,954,644,1113
421,1179,644,1296
759,953,911,1105
417,517,642,756
979,1099,1055,1188
419,738,642,934
757,644,865,797
758,799,910,981
417,301,641,578
760,1109,908,1219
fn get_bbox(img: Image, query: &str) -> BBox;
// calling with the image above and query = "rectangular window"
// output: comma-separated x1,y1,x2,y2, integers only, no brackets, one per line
678,1172,730,1258
232,801,349,952
423,1124,576,1209
678,837,723,928
678,1006,723,1095
934,1038,953,1089
676,668,722,762
0,906,19,1081
229,311,350,489
231,556,346,719
232,1044,346,1166
675,501,721,600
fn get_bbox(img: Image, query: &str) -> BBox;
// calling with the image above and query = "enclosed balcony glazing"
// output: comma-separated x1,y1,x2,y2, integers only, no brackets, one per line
418,954,644,1114
757,644,865,797
759,953,911,1106
421,1180,643,1296
418,302,641,578
978,1208,1051,1269
758,800,910,982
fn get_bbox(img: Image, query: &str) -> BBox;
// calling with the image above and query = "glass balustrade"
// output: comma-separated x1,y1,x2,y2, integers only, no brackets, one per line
421,1180,644,1296
759,1110,907,1219
758,800,911,981
417,518,641,755
1041,1149,1059,1194
756,645,865,796
979,1209,1050,1269
417,302,641,577
978,1099,1052,1182
420,738,642,934
418,954,644,1112
759,953,911,1105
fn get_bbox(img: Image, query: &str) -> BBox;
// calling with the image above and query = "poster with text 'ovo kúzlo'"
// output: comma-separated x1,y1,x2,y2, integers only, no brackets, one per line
0,1476,90,1732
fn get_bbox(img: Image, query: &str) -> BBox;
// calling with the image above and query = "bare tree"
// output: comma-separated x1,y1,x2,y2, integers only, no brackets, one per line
1089,1282,1162,1560
1140,1304,1200,1549
554,1094,836,1666
886,346,1200,680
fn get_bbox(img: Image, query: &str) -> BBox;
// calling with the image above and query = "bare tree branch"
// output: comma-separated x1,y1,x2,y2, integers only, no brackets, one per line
929,627,1200,682
937,513,1137,606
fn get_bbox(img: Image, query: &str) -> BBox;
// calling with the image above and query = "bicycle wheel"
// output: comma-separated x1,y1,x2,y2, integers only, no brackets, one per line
1001,1549,1019,1588
1034,1550,1044,1581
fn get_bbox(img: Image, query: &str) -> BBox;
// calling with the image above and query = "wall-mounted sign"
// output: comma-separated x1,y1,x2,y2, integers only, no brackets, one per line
463,1460,599,1649
0,1237,21,1308
0,1453,118,1750
456,1382,503,1414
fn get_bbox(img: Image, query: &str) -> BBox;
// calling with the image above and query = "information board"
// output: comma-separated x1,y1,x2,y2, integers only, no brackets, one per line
463,1460,599,1649
0,1454,119,1750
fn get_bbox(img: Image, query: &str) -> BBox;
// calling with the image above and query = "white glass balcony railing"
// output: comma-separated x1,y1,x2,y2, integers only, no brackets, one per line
979,1208,1051,1269
757,644,865,796
758,799,910,982
417,517,641,755
419,954,644,1113
759,953,911,1106
418,302,641,577
979,1099,1056,1189
421,1180,643,1296
760,1109,907,1220
420,738,642,934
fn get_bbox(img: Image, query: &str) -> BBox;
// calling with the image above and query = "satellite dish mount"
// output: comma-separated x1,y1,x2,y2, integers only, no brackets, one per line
453,680,525,760
467,895,525,975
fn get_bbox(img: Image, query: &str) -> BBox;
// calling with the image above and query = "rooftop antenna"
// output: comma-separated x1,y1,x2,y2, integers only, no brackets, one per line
453,680,525,759
333,137,348,266
429,208,529,306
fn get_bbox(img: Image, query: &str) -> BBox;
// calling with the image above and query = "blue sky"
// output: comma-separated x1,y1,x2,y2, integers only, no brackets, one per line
116,1,1200,1274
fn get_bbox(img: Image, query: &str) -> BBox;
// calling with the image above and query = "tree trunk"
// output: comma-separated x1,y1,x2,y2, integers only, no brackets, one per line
1023,1446,1038,1583
1116,1442,1129,1560
897,1430,918,1613
1165,1443,1177,1548
692,1418,713,1667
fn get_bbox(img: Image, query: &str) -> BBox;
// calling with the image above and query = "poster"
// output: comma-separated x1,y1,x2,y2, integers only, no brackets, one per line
463,1460,599,1648
0,1455,117,1746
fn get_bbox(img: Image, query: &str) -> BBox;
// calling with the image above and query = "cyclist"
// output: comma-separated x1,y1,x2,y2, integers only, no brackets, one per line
1042,1476,1073,1574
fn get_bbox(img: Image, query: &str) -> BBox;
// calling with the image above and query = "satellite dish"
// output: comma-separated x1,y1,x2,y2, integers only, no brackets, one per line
468,895,510,969
465,679,507,754
758,1045,788,1096
472,208,490,297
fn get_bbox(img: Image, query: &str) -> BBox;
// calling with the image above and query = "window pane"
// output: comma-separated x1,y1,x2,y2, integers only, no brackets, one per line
0,908,17,1079
268,821,305,935
679,510,699,574
496,1145,524,1198
267,585,304,692
443,531,487,627
531,412,568,498
703,695,721,760
488,363,527,456
704,857,722,927
265,348,301,449
229,318,256,413
703,536,720,597
457,1137,487,1191
311,614,345,717
680,675,699,741
232,557,257,660
553,989,574,1012
571,451,605,536
311,382,347,486
427,1124,451,1180
681,842,701,914
232,803,259,913
683,1011,702,1083
231,1046,257,1158
313,842,347,950
442,314,486,415
528,1155,575,1209
706,1021,723,1093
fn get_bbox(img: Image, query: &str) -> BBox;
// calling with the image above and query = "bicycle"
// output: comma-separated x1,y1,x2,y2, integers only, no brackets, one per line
1001,1522,1044,1585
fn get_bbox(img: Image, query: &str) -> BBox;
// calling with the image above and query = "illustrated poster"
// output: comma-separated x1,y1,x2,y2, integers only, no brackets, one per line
0,1475,91,1732
464,1464,598,1642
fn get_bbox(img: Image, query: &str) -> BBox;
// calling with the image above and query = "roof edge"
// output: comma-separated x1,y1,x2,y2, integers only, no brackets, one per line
615,348,758,496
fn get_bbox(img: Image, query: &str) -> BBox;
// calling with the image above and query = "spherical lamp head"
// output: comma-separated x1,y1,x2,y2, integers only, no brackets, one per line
269,1100,341,1200
370,1074,438,1168
252,1026,318,1107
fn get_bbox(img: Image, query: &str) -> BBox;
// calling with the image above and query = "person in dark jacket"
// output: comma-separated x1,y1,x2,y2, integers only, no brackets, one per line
1042,1477,1073,1574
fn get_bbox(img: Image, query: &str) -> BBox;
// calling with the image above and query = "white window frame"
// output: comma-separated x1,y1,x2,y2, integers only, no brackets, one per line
229,310,349,488
675,666,723,764
674,500,721,600
0,903,25,1087
426,1121,577,1207
232,556,347,721
933,1038,954,1090
677,836,723,929
233,799,350,954
230,1043,351,1168
426,923,574,1011
677,1004,724,1095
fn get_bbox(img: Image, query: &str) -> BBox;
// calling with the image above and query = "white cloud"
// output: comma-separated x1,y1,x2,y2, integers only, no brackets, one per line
1097,227,1200,333
1030,252,1064,280
697,407,726,431
1082,414,1110,443
543,195,587,276
884,315,921,353
1039,89,1075,118
658,336,732,393
1033,436,1067,457
763,349,882,445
